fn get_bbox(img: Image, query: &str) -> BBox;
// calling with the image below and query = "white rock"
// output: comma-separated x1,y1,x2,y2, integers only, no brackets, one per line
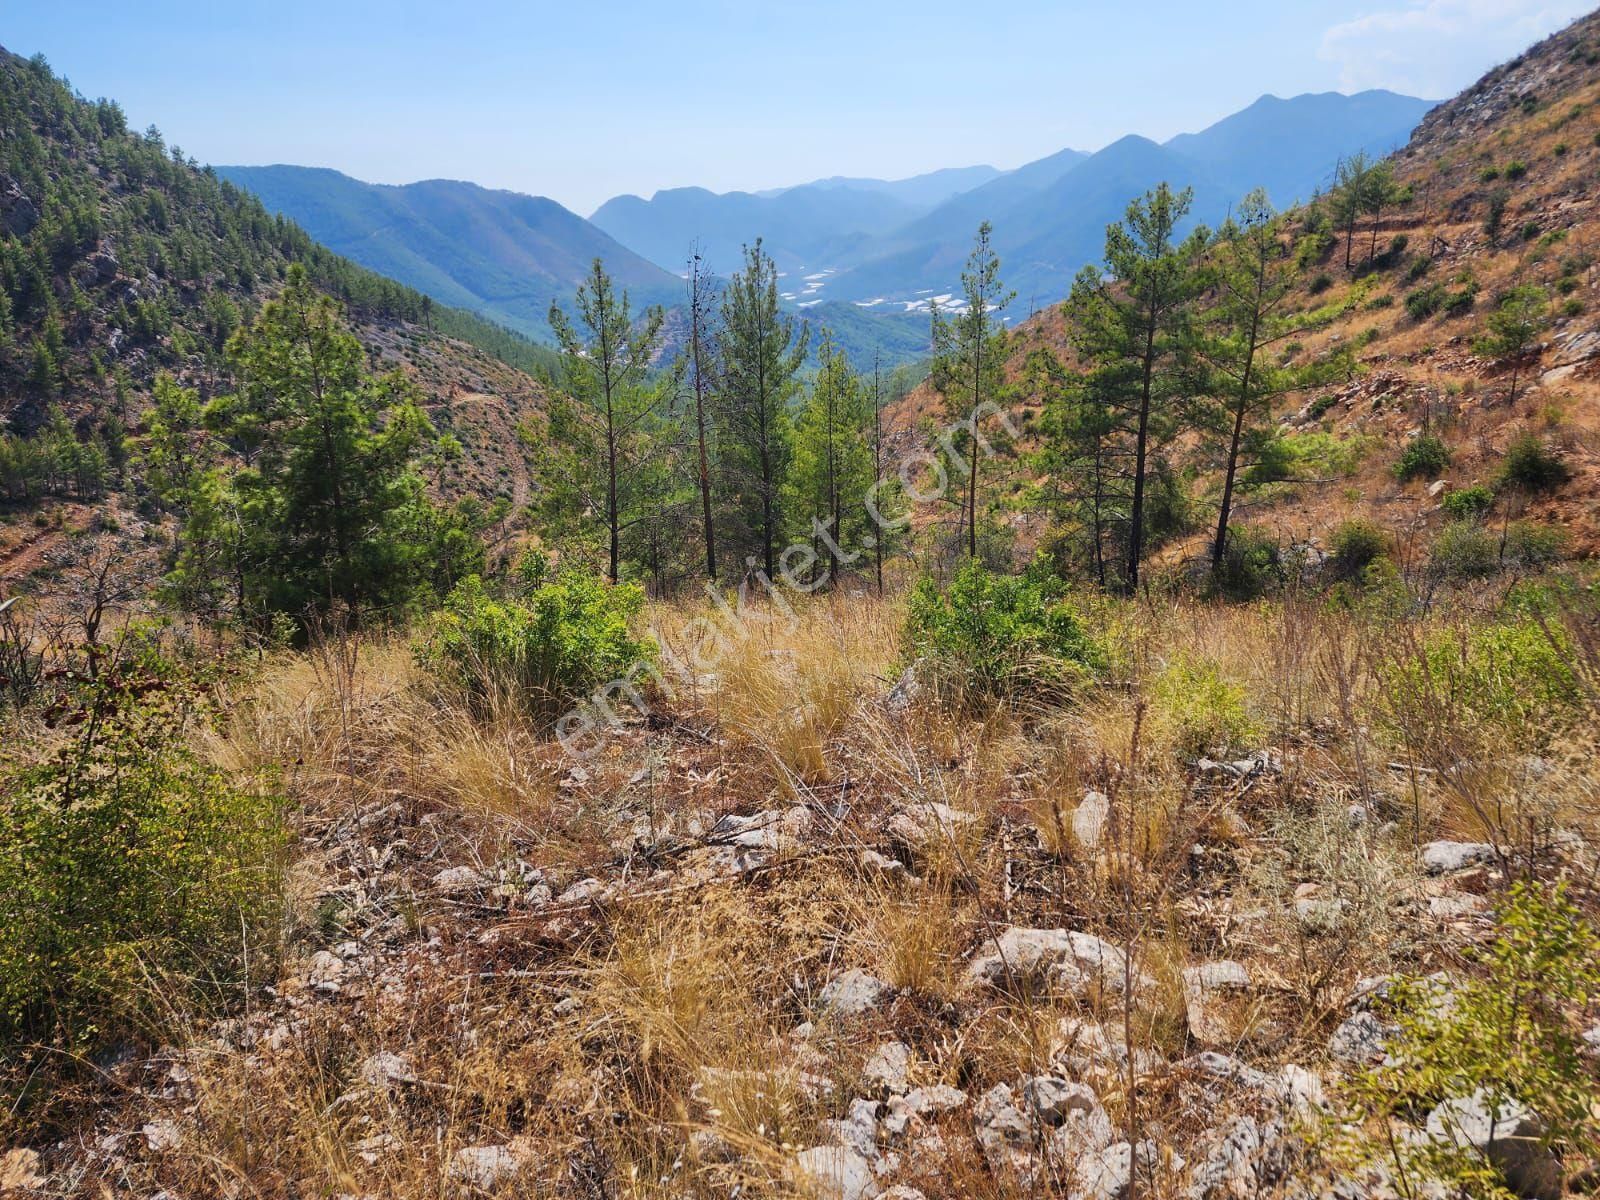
1073,1140,1135,1200
1428,893,1488,919
1182,960,1252,1046
1420,840,1496,875
1328,1012,1394,1065
819,969,891,1018
863,1042,912,1095
888,802,976,847
432,865,484,895
449,1144,521,1189
795,1144,880,1200
972,1083,1036,1175
1073,790,1110,850
1020,1075,1098,1125
1425,1090,1560,1200
967,926,1137,995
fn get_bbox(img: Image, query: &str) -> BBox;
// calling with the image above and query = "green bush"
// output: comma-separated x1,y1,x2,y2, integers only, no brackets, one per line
1405,283,1446,320
1430,521,1500,579
1440,485,1494,521
0,666,284,1051
1503,160,1528,180
1502,520,1567,568
903,560,1102,704
1150,654,1260,757
418,561,655,719
1210,526,1283,600
1308,394,1339,420
1329,519,1391,575
1395,434,1451,481
1391,619,1580,740
1498,433,1570,492
1331,882,1600,1198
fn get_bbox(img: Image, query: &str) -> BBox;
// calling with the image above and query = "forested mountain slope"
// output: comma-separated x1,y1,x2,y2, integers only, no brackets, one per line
891,13,1600,568
217,165,683,340
0,48,553,584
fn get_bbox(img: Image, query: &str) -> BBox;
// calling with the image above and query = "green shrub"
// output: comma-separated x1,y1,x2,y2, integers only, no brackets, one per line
1440,484,1494,521
1308,272,1333,295
1504,160,1529,179
1383,619,1581,742
418,563,655,719
1395,434,1450,481
1498,433,1570,492
1210,526,1282,600
1405,283,1446,320
1150,654,1259,757
1429,521,1499,579
0,665,284,1051
1329,519,1390,574
1478,165,1502,182
1561,297,1585,317
1502,520,1567,568
1441,285,1477,317
1331,882,1600,1199
1308,394,1339,419
1404,256,1433,284
903,559,1102,703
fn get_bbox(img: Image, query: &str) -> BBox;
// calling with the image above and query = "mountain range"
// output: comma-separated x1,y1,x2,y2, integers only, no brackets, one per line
215,166,684,341
221,88,1435,360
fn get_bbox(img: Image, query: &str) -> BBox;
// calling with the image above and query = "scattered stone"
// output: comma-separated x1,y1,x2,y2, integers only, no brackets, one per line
967,926,1138,995
863,1042,912,1095
819,969,891,1018
1421,840,1496,875
795,1144,880,1200
1195,750,1280,780
711,807,812,851
449,1144,521,1190
882,1084,969,1137
1185,1116,1283,1199
888,802,976,847
1582,1023,1600,1054
1425,1090,1560,1200
1328,1011,1395,1065
1182,961,1252,1046
142,1119,182,1153
0,176,39,237
1073,789,1110,849
432,865,485,895
1294,896,1348,931
358,1050,416,1088
877,1188,928,1200
1019,1074,1098,1125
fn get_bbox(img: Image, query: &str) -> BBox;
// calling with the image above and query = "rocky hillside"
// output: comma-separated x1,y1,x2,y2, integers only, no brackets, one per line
0,49,553,587
898,11,1600,566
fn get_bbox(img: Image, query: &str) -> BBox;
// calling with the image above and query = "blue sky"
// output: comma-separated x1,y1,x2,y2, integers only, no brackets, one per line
6,0,1590,214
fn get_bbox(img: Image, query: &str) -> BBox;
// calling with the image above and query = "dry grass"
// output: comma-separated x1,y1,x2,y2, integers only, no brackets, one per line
9,581,1600,1199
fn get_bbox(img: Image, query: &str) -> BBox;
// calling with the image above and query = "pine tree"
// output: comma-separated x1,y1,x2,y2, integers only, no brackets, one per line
717,239,807,581
1068,184,1207,593
545,258,668,584
931,222,1015,561
684,248,720,581
1474,284,1549,406
786,337,873,586
215,264,443,624
1192,191,1341,570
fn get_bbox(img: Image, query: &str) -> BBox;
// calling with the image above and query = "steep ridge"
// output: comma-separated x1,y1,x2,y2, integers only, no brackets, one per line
895,12,1600,560
0,49,552,580
217,166,683,340
832,90,1434,305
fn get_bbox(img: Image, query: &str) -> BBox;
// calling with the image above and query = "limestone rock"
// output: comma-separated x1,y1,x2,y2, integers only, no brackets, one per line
1425,1090,1560,1200
1420,841,1496,875
819,968,891,1018
863,1041,912,1095
449,1144,522,1189
966,926,1137,995
795,1144,880,1200
1073,790,1110,850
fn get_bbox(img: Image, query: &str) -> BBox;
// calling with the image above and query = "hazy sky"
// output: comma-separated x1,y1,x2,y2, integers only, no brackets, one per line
6,0,1590,214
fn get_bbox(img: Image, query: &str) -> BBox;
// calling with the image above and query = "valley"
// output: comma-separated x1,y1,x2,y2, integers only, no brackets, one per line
3,9,1600,1200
